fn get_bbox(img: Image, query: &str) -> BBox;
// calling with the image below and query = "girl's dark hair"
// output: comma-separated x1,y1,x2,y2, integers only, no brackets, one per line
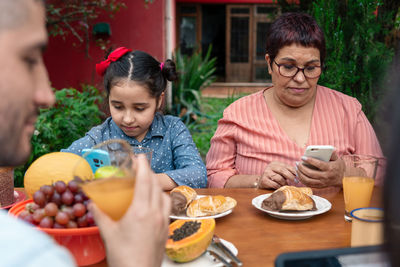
266,12,326,67
103,50,178,98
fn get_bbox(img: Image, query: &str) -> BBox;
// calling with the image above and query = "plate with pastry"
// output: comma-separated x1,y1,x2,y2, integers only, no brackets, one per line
170,185,237,220
252,185,332,220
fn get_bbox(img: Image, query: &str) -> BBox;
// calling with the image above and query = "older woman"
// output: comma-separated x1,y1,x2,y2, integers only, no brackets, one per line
206,12,384,191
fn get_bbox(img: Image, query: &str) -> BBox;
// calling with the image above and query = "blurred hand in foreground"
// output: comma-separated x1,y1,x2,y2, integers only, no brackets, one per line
90,154,171,267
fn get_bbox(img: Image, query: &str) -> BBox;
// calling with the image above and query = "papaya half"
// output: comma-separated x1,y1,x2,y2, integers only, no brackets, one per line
165,218,215,262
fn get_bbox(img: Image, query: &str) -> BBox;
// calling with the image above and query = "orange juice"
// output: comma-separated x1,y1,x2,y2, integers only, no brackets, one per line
343,176,374,214
81,177,135,221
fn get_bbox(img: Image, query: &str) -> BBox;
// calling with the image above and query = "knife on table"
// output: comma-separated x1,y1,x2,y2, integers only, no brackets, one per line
207,250,233,267
212,235,243,266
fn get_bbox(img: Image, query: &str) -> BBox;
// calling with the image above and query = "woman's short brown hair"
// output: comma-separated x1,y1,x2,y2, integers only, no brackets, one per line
266,12,326,67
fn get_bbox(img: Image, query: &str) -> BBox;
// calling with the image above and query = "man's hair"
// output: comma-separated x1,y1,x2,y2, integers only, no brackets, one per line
0,0,30,32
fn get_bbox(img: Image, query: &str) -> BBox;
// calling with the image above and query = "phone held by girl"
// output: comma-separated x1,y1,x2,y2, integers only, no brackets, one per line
62,47,207,190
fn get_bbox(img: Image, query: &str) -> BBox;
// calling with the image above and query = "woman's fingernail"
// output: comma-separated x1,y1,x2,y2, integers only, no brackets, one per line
295,161,299,166
295,165,298,172
301,156,308,161
294,176,299,183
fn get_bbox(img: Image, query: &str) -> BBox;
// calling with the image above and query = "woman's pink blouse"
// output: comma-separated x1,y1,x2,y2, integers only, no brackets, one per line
206,86,385,189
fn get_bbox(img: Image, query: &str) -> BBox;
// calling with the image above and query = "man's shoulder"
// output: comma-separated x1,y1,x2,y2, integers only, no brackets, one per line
0,211,75,266
0,211,42,236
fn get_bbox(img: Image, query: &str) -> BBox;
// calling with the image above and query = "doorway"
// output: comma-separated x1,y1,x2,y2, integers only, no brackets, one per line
225,4,277,82
176,3,278,83
202,5,226,80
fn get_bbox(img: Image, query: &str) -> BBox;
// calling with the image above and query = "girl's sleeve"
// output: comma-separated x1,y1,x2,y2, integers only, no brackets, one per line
164,120,207,188
206,111,238,188
353,107,386,185
61,134,97,156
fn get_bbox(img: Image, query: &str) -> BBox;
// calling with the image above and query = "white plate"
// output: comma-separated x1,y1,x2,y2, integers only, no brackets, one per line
252,193,332,220
162,238,238,267
169,195,235,220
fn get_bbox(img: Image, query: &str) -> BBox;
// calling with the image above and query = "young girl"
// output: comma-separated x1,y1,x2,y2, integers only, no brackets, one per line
62,47,207,189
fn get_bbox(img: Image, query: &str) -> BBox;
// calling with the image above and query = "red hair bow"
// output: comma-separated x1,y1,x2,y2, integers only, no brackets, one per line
96,47,132,76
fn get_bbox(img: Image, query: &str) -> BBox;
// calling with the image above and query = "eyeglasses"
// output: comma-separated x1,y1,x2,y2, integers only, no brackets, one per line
273,60,322,79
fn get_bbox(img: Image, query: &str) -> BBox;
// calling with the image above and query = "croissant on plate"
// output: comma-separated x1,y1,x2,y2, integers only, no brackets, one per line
186,195,237,217
261,185,316,211
170,185,197,215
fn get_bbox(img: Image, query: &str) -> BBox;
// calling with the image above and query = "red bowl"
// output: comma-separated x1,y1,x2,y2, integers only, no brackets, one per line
9,199,105,266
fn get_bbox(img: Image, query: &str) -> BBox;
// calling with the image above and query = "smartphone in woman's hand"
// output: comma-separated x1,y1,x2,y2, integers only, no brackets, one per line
302,145,335,170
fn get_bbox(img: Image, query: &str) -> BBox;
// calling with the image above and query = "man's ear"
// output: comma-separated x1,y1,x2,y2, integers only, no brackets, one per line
265,54,272,75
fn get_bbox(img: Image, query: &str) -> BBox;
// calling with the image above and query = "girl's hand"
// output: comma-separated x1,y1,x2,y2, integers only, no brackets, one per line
154,173,178,191
296,151,345,188
259,161,297,189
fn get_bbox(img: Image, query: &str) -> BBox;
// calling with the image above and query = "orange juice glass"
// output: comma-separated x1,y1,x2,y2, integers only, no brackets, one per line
75,139,135,221
81,177,135,221
342,155,378,221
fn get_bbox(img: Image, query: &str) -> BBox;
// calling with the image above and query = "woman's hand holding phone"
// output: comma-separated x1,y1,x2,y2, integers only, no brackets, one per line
296,148,345,188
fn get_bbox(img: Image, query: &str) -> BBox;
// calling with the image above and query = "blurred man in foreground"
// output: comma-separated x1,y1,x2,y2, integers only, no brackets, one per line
0,1,170,266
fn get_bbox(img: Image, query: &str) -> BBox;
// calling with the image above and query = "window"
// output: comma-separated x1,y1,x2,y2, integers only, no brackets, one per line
256,22,271,60
177,4,200,56
230,17,249,63
179,17,197,55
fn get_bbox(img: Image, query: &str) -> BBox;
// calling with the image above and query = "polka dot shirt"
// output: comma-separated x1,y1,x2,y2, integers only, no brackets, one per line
61,114,207,188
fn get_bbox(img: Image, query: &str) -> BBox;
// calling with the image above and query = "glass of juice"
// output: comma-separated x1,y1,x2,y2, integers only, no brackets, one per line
350,207,384,247
75,139,135,221
342,154,378,221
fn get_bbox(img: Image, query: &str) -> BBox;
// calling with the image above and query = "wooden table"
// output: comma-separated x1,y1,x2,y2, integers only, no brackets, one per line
89,187,382,267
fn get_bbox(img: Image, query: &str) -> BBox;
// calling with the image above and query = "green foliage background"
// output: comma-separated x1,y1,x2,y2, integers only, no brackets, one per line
14,86,104,187
312,0,395,123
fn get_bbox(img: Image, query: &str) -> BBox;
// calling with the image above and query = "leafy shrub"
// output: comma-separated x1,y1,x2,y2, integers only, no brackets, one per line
170,46,217,124
14,85,104,186
311,0,394,122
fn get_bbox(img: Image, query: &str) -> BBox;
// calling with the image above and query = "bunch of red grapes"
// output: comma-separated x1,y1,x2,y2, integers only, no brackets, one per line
19,180,95,229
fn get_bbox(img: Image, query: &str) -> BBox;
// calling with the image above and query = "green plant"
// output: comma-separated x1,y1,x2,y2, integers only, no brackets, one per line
311,0,394,123
170,46,217,124
14,85,104,187
189,95,244,160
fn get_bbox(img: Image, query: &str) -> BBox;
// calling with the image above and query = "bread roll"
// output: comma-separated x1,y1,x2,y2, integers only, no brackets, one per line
170,185,197,215
277,185,313,197
262,186,316,211
186,195,237,217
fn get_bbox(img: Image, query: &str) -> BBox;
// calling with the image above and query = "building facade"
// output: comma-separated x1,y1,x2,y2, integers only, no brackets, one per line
44,0,279,90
